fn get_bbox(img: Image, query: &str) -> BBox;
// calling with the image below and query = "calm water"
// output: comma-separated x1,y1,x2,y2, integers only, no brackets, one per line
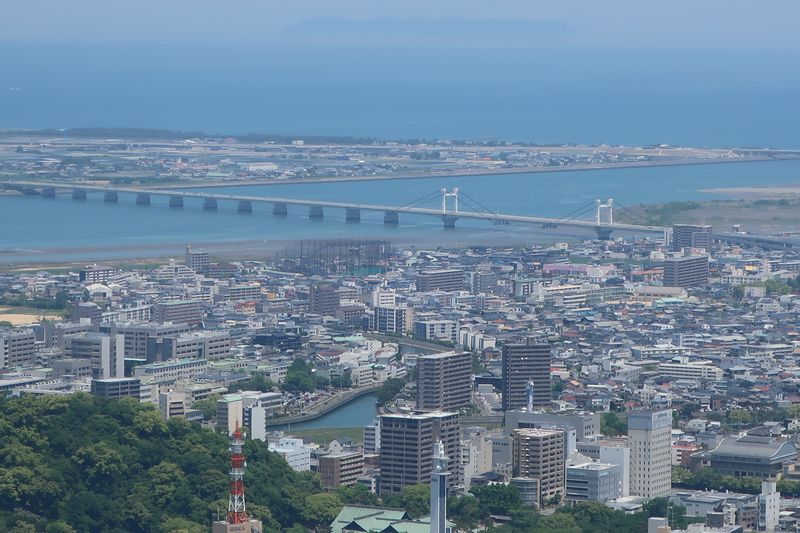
270,393,378,431
1,160,800,263
2,45,800,148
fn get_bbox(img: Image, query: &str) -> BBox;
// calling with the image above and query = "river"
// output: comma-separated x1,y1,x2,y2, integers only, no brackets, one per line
1,159,799,263
269,393,378,431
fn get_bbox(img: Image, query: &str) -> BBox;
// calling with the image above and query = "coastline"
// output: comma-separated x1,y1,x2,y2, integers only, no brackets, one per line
156,154,795,189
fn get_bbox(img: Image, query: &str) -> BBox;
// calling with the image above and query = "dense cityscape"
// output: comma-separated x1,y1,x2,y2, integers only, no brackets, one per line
2,219,800,532
3,2,800,533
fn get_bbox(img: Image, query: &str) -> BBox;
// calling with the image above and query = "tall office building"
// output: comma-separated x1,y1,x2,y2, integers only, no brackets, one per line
379,411,460,495
309,284,341,316
628,409,672,498
417,351,472,412
663,255,709,288
512,428,566,507
501,339,551,411
672,224,712,252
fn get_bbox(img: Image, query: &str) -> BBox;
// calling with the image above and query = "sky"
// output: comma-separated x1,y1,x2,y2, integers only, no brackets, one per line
2,0,799,50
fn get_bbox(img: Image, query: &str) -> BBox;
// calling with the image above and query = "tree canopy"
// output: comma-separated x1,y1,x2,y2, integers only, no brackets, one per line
0,394,328,532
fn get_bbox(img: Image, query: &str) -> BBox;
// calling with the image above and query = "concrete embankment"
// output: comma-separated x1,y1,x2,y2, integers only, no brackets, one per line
266,385,378,427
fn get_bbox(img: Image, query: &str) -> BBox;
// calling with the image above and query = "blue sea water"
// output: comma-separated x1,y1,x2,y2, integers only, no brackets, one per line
1,44,800,148
2,44,800,262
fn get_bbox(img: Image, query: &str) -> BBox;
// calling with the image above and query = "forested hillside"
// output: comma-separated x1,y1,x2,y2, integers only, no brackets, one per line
0,394,318,532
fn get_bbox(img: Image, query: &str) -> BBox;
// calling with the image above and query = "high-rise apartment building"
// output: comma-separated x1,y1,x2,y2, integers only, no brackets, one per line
185,245,209,273
501,339,551,411
512,428,566,507
663,255,709,288
319,452,364,489
417,351,472,412
672,224,712,252
373,306,414,334
309,284,341,316
628,409,672,498
379,411,460,495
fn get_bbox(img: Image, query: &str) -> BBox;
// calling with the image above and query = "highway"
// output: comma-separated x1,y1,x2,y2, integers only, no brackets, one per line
0,180,667,237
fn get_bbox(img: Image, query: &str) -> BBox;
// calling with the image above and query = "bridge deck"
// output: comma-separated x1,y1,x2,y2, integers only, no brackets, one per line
1,180,665,234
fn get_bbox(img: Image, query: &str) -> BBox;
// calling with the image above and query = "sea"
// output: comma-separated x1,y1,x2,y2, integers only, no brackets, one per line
1,44,800,263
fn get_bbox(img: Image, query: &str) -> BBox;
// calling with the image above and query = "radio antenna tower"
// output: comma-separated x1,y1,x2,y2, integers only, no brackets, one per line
227,426,248,524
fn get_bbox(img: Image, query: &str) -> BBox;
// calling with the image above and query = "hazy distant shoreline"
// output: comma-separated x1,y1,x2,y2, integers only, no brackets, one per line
152,154,794,189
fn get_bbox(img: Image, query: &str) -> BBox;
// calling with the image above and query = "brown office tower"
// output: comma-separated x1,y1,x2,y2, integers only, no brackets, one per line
379,411,460,495
417,351,472,411
501,339,551,411
513,428,566,507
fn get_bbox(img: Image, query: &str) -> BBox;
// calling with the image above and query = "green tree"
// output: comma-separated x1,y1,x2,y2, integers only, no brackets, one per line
535,513,580,533
601,412,627,436
398,483,431,518
447,495,485,530
470,482,523,515
335,483,378,506
192,393,222,422
302,492,343,532
282,359,317,393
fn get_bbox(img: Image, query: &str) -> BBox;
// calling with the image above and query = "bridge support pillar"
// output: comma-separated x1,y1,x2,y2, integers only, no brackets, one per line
72,189,86,200
169,195,184,208
442,215,458,229
136,193,151,206
309,206,324,219
272,203,287,216
595,227,613,240
345,208,361,223
203,198,218,210
104,191,118,203
237,200,252,213
384,211,399,225
41,187,56,198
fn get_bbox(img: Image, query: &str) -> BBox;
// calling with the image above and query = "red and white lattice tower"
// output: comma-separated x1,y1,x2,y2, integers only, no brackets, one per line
226,426,248,524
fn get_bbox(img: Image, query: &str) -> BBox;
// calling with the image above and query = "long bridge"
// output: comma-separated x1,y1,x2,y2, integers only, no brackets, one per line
0,180,666,239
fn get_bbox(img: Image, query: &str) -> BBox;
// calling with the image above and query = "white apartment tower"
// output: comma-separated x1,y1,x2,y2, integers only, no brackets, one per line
628,409,672,498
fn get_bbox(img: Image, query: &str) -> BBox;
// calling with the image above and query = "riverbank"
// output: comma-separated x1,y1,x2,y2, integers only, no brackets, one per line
267,385,378,428
615,198,800,233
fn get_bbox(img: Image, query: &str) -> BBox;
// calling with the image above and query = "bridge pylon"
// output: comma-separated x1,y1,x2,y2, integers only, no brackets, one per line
441,188,459,228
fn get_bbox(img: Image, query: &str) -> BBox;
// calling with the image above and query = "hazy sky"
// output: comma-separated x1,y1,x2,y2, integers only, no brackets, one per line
3,0,799,49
